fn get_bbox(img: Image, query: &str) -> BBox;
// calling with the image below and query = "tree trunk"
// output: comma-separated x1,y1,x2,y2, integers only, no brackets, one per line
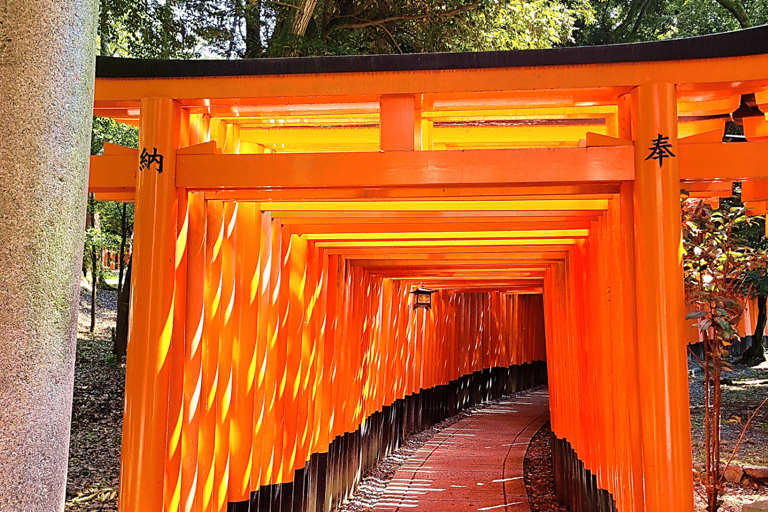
90,245,97,333
117,203,127,298
88,199,99,333
291,0,318,36
713,0,751,28
244,0,262,57
99,0,110,56
113,259,131,361
741,295,766,365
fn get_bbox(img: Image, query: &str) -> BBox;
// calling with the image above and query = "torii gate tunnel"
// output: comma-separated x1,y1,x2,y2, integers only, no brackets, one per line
90,27,768,512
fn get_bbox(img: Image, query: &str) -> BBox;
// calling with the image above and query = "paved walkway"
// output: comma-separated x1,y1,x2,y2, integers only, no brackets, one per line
372,389,550,512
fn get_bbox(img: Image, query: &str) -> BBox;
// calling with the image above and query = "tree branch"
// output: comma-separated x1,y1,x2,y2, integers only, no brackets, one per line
628,0,652,39
713,0,752,28
271,1,301,11
335,3,480,30
721,394,768,478
291,0,318,36
377,24,403,54
612,0,653,42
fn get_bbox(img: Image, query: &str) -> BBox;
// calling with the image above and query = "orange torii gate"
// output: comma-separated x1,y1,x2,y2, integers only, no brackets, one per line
90,27,768,512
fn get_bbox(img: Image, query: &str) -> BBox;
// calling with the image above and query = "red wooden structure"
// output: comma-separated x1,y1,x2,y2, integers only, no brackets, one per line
89,27,768,512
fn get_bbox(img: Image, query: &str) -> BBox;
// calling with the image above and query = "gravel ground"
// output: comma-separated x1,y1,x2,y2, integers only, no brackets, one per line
689,356,768,468
524,422,567,512
688,353,768,511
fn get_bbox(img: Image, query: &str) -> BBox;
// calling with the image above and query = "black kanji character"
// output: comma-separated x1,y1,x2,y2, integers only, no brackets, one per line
645,133,676,168
139,147,164,174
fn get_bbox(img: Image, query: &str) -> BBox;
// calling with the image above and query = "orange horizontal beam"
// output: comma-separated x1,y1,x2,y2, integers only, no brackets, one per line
89,154,136,192
304,229,589,241
318,239,578,249
264,199,608,212
177,148,632,189
288,220,593,235
89,141,768,195
367,271,546,279
94,54,768,104
361,266,550,274
276,211,603,221
353,259,555,267
336,246,570,256
204,184,621,202
678,142,768,181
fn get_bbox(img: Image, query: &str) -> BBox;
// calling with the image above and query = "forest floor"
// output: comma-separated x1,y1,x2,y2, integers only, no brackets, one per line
66,284,768,511
689,357,768,511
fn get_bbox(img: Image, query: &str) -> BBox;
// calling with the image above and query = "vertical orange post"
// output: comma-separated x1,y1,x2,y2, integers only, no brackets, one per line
284,235,308,474
302,241,319,460
120,97,181,512
314,248,331,455
166,109,190,511
631,82,694,512
254,210,273,491
276,226,291,483
214,202,237,512
230,202,258,506
200,201,224,512
165,186,189,512
325,254,341,443
380,94,415,151
182,191,206,512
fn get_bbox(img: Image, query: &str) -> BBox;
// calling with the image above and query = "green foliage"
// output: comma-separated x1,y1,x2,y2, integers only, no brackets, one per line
684,204,761,299
150,0,595,58
91,117,138,156
668,0,768,38
451,0,596,52
83,198,132,288
682,197,768,511
570,0,768,45
99,0,201,58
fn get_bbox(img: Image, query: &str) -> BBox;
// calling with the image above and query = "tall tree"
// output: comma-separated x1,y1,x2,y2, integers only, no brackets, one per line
570,0,767,45
176,0,594,58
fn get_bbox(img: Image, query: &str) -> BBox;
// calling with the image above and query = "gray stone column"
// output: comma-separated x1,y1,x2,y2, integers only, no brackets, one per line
0,1,97,510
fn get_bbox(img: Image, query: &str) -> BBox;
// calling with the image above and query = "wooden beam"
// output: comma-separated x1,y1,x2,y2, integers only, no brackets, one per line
677,141,768,181
176,147,633,189
89,154,135,192
89,141,768,193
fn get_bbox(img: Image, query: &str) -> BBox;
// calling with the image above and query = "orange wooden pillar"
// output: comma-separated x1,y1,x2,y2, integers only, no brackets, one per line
214,202,237,512
616,183,646,512
631,82,694,512
254,210,274,493
120,97,182,512
181,191,206,512
200,201,224,512
230,202,259,506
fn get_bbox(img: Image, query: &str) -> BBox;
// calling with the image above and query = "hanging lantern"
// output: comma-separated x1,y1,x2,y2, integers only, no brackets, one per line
410,286,436,310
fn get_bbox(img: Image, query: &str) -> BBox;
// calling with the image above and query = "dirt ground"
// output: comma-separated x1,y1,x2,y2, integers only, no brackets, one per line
66,286,768,510
689,356,768,511
66,284,124,511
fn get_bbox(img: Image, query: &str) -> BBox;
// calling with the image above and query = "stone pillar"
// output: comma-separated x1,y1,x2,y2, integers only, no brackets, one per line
0,1,97,510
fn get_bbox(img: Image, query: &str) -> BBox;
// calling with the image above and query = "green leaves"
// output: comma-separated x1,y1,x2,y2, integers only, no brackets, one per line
682,197,768,349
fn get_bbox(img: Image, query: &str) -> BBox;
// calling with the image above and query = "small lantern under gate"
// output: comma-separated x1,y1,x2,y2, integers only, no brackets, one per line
410,287,436,310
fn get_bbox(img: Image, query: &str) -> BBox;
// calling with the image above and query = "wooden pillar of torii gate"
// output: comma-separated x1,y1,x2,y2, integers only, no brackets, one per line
120,97,185,511
630,82,694,512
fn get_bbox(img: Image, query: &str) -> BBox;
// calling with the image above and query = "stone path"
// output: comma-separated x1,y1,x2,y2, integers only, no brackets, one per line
371,389,549,512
